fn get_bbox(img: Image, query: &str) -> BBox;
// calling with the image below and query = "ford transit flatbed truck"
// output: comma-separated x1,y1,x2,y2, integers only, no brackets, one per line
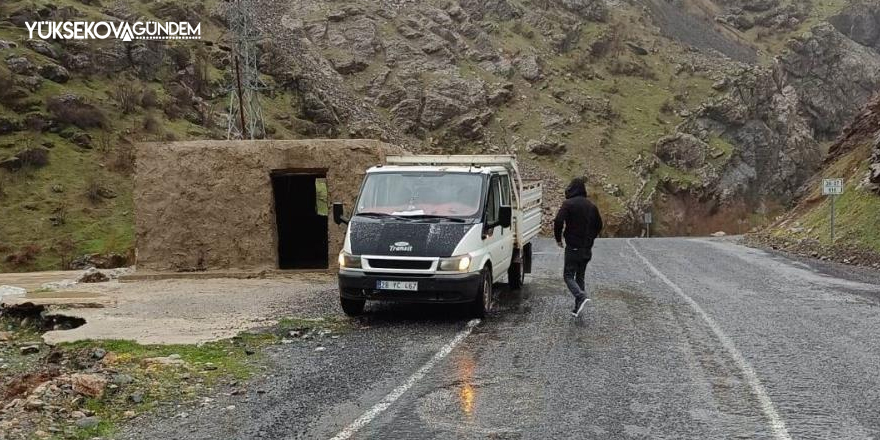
332,155,543,317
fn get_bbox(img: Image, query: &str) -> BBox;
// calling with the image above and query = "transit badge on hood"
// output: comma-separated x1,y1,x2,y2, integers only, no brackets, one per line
349,220,473,257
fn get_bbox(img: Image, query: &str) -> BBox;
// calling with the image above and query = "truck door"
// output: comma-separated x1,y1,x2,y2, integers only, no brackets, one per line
483,174,513,281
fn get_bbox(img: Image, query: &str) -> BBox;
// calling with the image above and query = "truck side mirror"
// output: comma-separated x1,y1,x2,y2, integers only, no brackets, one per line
499,206,512,229
332,203,349,225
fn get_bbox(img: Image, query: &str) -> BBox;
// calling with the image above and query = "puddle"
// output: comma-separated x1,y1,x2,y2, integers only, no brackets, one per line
1,303,86,332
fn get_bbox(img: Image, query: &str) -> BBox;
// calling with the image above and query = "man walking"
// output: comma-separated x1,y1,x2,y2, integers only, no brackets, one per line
554,177,603,317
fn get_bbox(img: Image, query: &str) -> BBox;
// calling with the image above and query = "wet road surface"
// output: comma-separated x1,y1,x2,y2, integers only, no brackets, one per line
124,238,880,439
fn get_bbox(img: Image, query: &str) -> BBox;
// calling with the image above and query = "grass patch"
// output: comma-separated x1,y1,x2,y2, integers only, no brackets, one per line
44,314,347,438
797,184,880,251
771,144,880,253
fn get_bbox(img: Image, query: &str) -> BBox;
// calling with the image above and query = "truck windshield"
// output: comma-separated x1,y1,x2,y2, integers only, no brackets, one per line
356,172,484,218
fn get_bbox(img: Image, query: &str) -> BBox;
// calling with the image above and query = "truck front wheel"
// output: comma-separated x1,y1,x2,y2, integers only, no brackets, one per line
471,267,493,318
340,296,365,316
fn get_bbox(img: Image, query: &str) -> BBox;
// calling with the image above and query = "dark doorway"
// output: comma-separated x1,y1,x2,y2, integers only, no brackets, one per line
271,171,329,269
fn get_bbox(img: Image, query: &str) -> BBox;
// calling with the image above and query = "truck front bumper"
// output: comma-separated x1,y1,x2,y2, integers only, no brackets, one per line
338,270,482,304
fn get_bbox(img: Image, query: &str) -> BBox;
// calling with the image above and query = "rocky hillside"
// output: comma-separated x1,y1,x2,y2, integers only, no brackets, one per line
0,0,875,271
754,92,880,265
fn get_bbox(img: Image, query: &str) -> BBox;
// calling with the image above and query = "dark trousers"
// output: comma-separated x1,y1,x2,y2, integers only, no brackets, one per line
563,247,591,300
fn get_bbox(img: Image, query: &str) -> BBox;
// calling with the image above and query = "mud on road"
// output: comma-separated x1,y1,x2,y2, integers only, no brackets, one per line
121,238,880,440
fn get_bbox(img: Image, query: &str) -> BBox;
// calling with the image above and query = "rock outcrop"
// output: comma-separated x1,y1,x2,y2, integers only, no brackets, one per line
656,24,880,206
254,0,609,148
654,133,709,171
826,93,880,194
829,1,880,53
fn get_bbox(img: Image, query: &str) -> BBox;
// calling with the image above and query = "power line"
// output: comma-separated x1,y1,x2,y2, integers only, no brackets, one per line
225,0,266,140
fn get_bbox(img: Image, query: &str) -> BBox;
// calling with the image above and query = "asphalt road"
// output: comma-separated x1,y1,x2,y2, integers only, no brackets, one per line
123,238,880,440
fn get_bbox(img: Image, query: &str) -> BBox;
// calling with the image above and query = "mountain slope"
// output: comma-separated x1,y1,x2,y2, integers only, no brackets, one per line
0,0,868,271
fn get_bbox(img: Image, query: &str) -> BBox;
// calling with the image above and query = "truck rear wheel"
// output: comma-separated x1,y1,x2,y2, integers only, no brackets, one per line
471,267,493,318
340,296,365,316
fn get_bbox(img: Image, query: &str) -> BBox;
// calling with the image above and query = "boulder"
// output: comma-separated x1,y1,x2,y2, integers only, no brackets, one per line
25,40,59,59
655,133,709,170
15,75,43,92
515,55,542,82
331,56,368,75
129,42,165,78
527,139,567,156
487,83,514,106
70,253,128,270
62,52,93,72
6,56,36,75
38,64,70,84
71,374,108,398
0,40,17,50
78,268,109,283
453,113,489,140
559,0,609,21
75,416,101,429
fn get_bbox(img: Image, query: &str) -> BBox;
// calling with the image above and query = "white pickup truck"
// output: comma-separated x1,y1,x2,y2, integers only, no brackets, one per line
333,155,543,317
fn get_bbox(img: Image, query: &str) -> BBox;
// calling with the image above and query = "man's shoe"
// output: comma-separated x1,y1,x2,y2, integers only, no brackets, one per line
571,297,590,317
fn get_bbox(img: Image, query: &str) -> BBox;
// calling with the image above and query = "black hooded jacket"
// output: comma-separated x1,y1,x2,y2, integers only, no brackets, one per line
553,178,603,250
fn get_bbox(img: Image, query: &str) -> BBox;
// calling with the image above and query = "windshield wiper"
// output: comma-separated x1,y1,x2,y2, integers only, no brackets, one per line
355,212,395,218
355,212,417,221
401,214,467,223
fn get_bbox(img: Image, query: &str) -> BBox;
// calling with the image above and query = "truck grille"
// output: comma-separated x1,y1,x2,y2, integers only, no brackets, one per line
367,259,433,270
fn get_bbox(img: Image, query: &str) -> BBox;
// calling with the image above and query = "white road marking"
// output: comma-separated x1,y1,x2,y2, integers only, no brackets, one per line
329,319,481,440
627,240,792,440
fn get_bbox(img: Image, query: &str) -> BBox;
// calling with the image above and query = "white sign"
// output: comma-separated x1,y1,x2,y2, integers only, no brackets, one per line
26,21,201,42
644,212,653,224
822,178,843,195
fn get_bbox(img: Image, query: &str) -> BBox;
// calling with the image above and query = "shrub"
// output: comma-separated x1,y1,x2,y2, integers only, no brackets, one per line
141,88,159,108
108,143,135,174
85,180,103,204
46,95,107,129
54,237,76,270
0,68,18,106
112,81,142,114
143,112,160,133
167,45,192,70
5,244,41,266
18,147,50,168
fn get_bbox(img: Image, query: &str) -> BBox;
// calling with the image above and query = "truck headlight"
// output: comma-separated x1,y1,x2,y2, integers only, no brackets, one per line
439,255,471,272
338,252,361,269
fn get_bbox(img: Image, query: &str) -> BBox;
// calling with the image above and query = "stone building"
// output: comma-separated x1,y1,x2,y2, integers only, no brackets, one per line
134,139,400,272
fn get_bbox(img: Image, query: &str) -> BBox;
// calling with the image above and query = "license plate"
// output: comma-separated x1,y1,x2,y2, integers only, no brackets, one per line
377,281,418,291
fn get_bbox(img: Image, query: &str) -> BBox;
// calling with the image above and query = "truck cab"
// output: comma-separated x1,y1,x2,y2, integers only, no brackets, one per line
334,155,543,317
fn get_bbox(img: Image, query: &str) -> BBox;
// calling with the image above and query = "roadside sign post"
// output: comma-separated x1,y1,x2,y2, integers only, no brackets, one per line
822,179,844,242
644,212,653,238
